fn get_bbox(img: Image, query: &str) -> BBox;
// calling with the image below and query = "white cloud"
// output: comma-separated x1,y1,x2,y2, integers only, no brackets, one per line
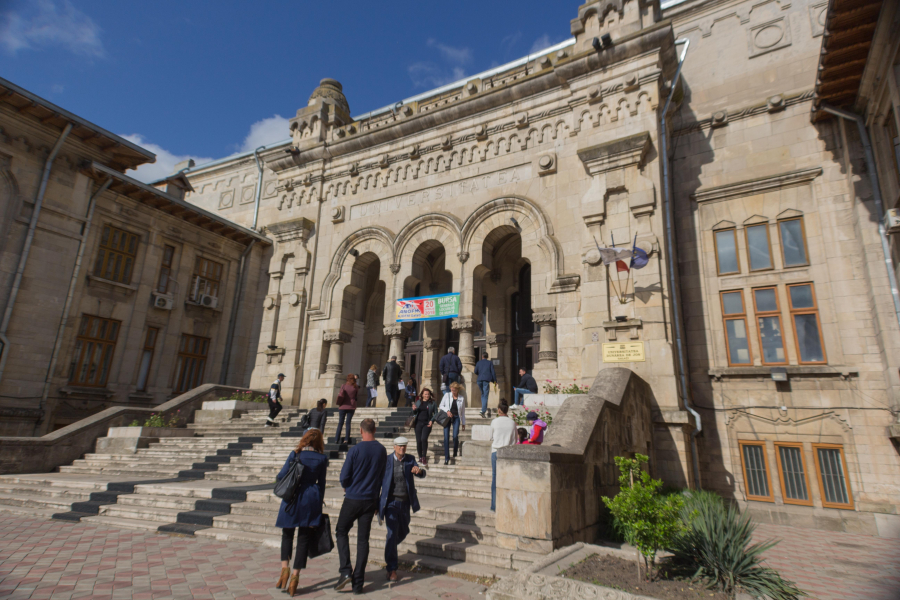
238,115,290,153
0,0,104,57
120,134,214,184
501,32,522,54
408,38,472,89
530,34,565,54
426,39,472,65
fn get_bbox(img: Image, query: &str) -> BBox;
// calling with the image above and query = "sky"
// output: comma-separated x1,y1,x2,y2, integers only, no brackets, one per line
0,0,579,182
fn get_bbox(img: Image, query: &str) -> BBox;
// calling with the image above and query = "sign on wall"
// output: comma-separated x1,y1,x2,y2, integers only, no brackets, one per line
396,293,460,322
601,342,646,363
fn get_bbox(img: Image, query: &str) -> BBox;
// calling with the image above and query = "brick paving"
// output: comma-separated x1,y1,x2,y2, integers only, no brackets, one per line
1,511,898,600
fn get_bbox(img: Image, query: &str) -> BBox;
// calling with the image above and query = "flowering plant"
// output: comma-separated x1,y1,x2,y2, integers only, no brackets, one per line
511,403,553,427
223,390,267,403
129,410,181,428
542,379,589,395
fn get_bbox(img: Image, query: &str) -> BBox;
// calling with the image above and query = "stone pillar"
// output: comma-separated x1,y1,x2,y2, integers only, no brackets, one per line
487,333,509,399
383,324,410,370
324,330,350,374
423,338,443,393
452,317,481,406
533,310,558,365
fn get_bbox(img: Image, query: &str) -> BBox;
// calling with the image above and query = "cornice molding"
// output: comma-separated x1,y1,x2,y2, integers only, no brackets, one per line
690,167,822,204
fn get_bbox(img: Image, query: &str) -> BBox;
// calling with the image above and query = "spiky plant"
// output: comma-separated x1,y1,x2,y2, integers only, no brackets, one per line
672,494,806,600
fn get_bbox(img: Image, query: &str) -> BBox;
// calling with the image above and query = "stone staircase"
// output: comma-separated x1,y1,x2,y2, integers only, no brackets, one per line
0,405,542,578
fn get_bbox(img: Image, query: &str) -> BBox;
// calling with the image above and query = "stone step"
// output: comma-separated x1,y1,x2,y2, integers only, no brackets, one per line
115,493,200,512
58,465,186,476
97,503,183,523
0,492,86,511
0,482,98,500
82,515,166,532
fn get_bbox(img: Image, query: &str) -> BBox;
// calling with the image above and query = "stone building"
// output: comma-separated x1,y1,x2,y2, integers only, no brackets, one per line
0,77,270,435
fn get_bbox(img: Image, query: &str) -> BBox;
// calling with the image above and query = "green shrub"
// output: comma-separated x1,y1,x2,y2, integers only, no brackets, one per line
602,454,685,580
222,390,267,402
672,493,805,600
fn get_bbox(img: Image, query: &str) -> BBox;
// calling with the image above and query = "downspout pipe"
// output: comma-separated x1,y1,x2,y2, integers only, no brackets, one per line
659,39,702,489
220,240,256,384
0,122,73,387
36,177,113,434
821,104,900,333
252,146,265,230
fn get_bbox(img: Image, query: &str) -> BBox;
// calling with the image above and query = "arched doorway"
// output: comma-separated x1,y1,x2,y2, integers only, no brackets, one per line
510,263,539,377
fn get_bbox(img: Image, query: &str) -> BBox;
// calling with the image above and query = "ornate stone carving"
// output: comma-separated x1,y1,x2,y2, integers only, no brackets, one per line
515,112,528,129
486,333,508,346
287,292,303,307
409,144,420,159
452,318,480,332
749,17,792,59
578,132,651,175
537,152,556,176
383,324,409,338
423,339,443,350
475,124,487,140
308,78,350,114
349,162,359,177
767,94,785,112
331,206,345,223
532,311,557,325
456,251,469,263
379,154,389,168
323,330,351,343
267,217,314,244
389,263,402,274
711,110,728,128
441,135,452,150
538,350,558,362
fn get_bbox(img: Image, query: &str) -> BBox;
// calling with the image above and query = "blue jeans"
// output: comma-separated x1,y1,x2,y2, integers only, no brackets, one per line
442,415,461,461
491,451,497,511
365,387,375,407
447,372,460,385
513,388,535,406
334,409,355,444
383,499,411,572
478,381,491,413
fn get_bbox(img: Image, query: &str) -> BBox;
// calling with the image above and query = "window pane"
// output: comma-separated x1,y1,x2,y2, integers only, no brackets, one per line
146,328,157,347
754,288,778,313
137,350,152,391
722,291,744,315
98,345,114,385
742,444,770,498
780,220,808,266
789,284,815,309
108,322,119,341
726,319,751,364
758,316,785,363
746,225,772,270
794,314,824,362
817,448,849,505
778,446,809,502
715,230,739,274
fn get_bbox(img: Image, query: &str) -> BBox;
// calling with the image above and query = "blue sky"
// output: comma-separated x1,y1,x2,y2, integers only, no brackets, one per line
1,0,577,182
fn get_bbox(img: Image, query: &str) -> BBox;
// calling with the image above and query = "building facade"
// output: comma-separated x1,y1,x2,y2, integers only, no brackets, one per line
0,78,270,435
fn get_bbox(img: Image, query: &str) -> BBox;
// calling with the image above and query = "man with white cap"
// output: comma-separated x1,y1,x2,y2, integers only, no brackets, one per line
378,436,426,582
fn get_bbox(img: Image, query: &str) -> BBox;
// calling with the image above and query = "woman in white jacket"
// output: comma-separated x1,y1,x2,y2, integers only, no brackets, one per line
432,381,466,465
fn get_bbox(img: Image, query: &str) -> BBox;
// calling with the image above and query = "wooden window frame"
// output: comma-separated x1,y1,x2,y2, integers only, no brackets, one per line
136,327,159,392
738,440,774,502
744,223,774,272
93,224,139,284
774,442,813,506
156,245,175,294
720,290,753,366
190,257,223,301
714,228,741,275
777,217,810,268
752,286,788,366
787,283,827,365
812,443,854,509
68,315,121,387
173,334,210,394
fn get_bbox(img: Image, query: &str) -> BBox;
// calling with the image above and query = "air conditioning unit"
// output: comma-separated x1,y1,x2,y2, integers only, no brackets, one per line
884,209,900,234
198,294,218,309
152,293,174,310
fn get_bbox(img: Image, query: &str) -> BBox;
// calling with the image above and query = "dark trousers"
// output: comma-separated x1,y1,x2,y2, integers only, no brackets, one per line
280,526,314,569
383,499,411,572
443,415,461,461
267,399,282,422
335,498,378,588
414,421,432,459
385,384,399,407
334,409,355,444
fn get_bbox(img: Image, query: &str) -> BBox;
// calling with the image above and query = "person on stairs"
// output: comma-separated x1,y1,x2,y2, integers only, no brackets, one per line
274,428,329,597
412,388,436,466
382,356,402,408
334,418,386,595
473,352,497,418
265,373,286,427
489,402,517,512
438,346,463,386
435,382,466,465
365,364,379,407
379,436,426,582
307,398,328,431
334,374,359,445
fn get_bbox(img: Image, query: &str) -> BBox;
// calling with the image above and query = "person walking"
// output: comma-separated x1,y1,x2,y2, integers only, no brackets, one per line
512,367,538,406
412,388,436,465
334,418,386,595
382,356,402,408
438,347,463,387
405,374,418,406
334,374,359,445
365,364,379,408
274,429,329,596
307,398,328,432
379,436,426,582
265,373,286,427
489,402,517,512
435,382,466,465
473,352,497,418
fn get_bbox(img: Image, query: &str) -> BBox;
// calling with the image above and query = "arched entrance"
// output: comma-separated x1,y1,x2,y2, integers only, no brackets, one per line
510,263,539,377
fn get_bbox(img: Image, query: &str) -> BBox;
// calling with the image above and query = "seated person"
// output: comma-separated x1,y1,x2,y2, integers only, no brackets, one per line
523,411,547,445
516,427,528,444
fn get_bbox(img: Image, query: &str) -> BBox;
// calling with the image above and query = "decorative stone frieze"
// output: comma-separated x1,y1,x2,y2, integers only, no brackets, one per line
266,217,314,244
323,330,351,344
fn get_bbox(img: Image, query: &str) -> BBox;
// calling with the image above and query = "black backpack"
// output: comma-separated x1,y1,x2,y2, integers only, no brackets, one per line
274,455,306,503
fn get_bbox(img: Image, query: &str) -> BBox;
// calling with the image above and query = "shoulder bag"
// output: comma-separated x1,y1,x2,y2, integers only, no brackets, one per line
308,513,334,558
273,454,306,502
434,408,451,428
297,413,311,429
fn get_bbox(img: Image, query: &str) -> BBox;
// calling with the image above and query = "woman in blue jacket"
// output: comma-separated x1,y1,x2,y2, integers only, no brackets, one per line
275,428,329,596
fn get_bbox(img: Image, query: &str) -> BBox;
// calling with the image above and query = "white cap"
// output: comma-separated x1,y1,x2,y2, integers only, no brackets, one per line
393,436,409,446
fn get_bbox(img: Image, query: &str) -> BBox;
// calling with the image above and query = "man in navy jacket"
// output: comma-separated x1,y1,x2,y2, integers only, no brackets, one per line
379,436,426,582
473,352,497,417
438,347,463,388
334,418,386,594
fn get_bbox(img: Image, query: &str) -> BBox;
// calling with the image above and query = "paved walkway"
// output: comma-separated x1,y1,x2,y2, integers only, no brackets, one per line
1,511,898,600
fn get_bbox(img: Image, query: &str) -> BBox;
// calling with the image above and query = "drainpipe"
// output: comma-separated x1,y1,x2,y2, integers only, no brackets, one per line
220,240,256,384
36,177,113,435
0,122,73,387
821,104,900,333
252,146,265,230
659,39,702,489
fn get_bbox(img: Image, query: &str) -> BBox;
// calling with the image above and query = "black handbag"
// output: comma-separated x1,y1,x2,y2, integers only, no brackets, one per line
273,455,305,501
297,413,311,429
308,513,334,558
434,409,451,428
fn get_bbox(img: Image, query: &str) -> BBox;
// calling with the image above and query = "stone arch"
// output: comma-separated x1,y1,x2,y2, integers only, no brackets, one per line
392,214,464,316
315,226,395,322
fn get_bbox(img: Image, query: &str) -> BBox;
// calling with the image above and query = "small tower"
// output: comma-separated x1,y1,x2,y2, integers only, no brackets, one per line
288,78,352,150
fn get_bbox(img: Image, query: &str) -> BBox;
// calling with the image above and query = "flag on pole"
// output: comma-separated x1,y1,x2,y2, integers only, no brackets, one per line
629,233,649,270
596,246,634,266
616,260,630,273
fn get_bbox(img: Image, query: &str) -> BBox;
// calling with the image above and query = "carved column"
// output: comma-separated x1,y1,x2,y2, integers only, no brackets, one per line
383,324,410,370
452,318,481,369
487,333,509,399
533,310,558,365
324,330,351,374
423,339,443,392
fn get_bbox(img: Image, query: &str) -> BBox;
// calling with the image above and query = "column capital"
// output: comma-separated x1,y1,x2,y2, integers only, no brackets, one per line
423,339,443,350
532,309,557,324
452,317,481,332
383,323,410,338
324,329,351,344
486,333,508,346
